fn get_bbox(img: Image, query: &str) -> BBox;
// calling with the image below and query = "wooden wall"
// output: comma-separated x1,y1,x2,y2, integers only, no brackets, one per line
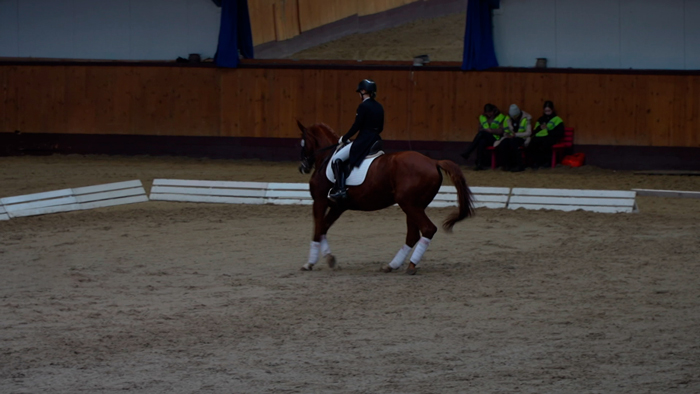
249,0,425,45
1,64,699,148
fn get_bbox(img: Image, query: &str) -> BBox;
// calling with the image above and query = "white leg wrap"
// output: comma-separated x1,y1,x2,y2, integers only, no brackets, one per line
307,241,321,265
409,237,432,265
320,235,331,256
389,244,412,269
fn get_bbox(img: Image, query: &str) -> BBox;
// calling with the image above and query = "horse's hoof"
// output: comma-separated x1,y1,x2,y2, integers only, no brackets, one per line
381,265,394,273
324,254,337,269
405,263,418,275
301,263,313,271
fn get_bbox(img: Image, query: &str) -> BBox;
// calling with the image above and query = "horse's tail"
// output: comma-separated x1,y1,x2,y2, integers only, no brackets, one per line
437,160,475,232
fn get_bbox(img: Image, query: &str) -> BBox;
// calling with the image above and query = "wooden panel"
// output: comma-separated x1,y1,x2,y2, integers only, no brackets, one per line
644,76,675,147
233,68,270,137
128,67,219,136
2,64,700,148
77,66,131,134
0,66,18,132
684,77,700,148
377,70,411,140
298,0,357,32
605,74,637,145
670,75,696,147
451,72,482,142
220,69,241,137
251,0,422,43
273,0,301,41
359,0,420,16
248,0,277,45
272,69,306,137
297,68,320,130
13,66,67,133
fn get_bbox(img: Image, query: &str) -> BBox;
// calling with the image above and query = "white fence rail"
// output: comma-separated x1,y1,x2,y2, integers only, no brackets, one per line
1,179,643,220
1,180,148,219
149,180,638,213
508,188,638,213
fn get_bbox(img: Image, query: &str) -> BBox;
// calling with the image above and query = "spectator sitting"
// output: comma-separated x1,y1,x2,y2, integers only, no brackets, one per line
527,100,564,169
460,103,508,171
499,104,532,172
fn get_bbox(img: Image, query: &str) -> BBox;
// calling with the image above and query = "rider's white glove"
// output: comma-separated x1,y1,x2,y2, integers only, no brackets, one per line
339,137,346,145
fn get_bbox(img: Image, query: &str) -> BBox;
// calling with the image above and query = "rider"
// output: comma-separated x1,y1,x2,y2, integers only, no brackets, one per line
328,79,385,201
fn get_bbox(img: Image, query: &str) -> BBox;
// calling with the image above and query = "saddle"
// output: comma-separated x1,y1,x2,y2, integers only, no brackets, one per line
368,140,383,155
326,140,384,186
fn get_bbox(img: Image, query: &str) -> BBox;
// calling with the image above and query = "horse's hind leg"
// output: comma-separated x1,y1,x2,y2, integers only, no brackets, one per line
383,217,420,272
399,206,438,275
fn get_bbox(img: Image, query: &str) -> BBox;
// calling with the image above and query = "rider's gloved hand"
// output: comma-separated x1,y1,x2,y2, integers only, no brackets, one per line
339,137,346,145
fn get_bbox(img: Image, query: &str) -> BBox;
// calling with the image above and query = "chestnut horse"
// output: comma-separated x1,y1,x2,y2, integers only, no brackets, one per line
297,121,474,275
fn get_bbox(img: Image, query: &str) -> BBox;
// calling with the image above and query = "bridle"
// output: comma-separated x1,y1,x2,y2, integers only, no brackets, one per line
298,135,339,174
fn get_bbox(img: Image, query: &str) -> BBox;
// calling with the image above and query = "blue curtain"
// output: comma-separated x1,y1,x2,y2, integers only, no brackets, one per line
215,0,254,68
461,0,499,71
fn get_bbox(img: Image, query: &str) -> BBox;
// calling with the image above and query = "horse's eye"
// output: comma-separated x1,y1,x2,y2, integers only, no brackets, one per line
300,140,305,147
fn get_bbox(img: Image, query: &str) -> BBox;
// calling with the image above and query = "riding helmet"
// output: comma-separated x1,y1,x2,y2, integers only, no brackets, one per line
356,79,377,96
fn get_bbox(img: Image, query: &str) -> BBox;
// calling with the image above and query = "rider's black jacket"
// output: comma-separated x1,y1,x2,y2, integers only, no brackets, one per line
342,98,384,169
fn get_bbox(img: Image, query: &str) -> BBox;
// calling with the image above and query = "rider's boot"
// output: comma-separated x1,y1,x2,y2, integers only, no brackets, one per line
329,159,348,201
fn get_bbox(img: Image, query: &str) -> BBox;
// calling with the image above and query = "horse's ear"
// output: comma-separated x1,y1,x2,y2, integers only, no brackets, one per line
296,119,306,134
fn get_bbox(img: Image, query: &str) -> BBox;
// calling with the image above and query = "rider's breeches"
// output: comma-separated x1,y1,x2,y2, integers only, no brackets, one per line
334,142,352,162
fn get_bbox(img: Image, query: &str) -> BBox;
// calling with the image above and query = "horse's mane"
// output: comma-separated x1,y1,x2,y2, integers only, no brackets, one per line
308,122,339,139
304,123,339,151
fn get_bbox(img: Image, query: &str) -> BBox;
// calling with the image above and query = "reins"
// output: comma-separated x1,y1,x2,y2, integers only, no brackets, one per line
315,143,339,155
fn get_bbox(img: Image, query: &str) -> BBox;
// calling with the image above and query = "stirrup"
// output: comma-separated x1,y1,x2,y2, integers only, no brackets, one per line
328,188,347,202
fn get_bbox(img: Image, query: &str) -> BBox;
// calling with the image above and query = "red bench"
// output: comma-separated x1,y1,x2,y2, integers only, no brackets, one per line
551,127,575,168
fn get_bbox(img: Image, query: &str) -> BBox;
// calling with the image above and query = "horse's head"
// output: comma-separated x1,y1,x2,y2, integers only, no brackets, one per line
296,120,338,174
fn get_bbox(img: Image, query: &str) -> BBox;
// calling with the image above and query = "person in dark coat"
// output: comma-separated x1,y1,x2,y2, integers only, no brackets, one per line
527,100,565,169
329,79,384,201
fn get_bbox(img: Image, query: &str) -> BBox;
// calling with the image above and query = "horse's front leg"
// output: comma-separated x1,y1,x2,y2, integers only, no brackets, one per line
302,200,327,271
318,206,345,269
302,202,345,271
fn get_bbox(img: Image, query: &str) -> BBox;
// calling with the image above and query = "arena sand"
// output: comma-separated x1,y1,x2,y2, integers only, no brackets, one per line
1,154,699,393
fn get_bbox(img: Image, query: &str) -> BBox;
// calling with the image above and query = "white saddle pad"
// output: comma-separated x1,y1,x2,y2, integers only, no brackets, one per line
326,149,384,186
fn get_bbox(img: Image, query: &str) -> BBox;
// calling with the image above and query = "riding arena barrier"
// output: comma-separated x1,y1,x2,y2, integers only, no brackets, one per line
1,179,644,220
508,188,638,213
0,180,149,218
632,189,700,199
148,179,313,205
149,179,513,209
149,179,638,213
432,186,510,209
